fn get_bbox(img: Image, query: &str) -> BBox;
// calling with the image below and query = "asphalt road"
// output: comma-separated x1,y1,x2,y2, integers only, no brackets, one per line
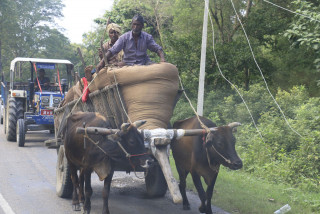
0,124,229,214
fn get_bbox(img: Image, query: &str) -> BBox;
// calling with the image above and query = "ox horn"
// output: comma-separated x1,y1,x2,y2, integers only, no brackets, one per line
228,122,241,129
121,120,147,132
121,123,131,132
132,120,147,128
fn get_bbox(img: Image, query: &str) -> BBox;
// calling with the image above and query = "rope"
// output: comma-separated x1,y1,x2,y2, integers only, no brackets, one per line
201,131,230,172
33,63,42,93
115,140,147,179
67,72,99,118
84,127,107,155
178,76,210,133
262,0,320,23
128,160,148,180
56,65,63,95
83,128,147,179
112,69,132,123
229,0,302,138
116,139,131,158
205,148,219,173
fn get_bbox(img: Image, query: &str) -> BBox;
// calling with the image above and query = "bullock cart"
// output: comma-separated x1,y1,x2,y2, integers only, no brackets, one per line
47,63,216,204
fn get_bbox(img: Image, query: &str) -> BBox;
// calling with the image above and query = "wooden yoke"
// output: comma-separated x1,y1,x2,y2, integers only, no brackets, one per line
76,126,219,204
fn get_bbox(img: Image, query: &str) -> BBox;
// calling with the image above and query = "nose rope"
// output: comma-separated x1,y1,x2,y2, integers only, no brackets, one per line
128,158,149,180
201,129,232,165
209,144,231,164
115,141,149,179
205,148,219,173
117,141,148,179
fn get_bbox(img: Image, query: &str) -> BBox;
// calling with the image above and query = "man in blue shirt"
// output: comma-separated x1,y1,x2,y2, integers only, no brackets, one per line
104,15,166,66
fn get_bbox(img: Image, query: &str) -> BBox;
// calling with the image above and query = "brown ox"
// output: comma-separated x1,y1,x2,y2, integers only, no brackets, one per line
171,116,242,214
63,112,152,214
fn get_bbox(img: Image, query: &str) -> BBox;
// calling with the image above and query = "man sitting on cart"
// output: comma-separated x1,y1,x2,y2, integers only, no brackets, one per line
96,23,123,72
34,68,50,91
103,14,166,67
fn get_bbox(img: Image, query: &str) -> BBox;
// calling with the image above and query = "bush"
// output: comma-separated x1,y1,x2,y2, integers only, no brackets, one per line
226,84,320,192
173,83,320,194
171,83,319,194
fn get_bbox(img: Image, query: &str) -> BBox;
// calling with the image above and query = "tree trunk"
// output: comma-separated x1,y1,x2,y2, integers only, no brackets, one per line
245,67,249,91
153,0,165,49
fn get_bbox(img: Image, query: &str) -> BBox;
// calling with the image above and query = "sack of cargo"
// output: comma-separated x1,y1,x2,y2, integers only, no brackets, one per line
89,63,179,129
60,81,82,106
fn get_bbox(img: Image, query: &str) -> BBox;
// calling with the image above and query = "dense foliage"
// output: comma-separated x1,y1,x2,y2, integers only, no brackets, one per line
173,83,320,210
0,0,80,81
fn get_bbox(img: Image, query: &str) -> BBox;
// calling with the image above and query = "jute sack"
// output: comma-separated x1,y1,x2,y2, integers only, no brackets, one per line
61,81,83,106
89,63,179,129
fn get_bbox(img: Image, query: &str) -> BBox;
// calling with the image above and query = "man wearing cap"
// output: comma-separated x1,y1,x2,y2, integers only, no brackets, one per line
104,15,166,66
96,23,123,71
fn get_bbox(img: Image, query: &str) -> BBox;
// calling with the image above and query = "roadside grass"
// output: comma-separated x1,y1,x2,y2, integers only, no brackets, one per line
169,155,319,214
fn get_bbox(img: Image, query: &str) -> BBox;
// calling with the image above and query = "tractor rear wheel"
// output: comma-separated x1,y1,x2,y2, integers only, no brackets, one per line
17,119,25,147
3,108,6,134
6,98,24,141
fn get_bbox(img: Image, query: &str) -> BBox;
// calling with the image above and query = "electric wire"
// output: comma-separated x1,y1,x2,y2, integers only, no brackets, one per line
229,0,302,137
203,1,265,142
263,0,320,23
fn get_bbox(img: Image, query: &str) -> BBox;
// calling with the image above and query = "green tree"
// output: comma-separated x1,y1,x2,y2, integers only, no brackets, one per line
284,0,320,87
0,0,80,81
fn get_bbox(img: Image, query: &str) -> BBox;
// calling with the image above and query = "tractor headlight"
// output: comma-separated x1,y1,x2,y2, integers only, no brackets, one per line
53,98,60,104
42,98,49,103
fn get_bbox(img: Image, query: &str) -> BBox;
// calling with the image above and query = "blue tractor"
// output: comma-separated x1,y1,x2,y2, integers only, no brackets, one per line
1,58,74,147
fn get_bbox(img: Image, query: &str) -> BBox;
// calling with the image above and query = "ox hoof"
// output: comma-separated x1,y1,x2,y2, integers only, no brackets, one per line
82,209,90,214
72,204,81,211
183,204,190,210
199,205,206,213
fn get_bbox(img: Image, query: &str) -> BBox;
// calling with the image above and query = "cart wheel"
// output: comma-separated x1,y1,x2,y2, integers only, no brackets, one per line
56,145,73,198
145,163,168,197
17,119,25,147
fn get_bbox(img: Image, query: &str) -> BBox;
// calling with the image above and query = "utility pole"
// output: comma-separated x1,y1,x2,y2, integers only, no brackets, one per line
197,0,209,116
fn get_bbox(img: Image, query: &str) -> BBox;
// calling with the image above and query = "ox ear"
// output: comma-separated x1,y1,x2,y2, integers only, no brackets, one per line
132,120,147,128
228,122,241,133
121,123,131,132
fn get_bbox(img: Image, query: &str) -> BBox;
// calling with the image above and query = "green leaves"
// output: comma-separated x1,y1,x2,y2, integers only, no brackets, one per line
284,0,320,73
209,83,320,193
0,0,73,81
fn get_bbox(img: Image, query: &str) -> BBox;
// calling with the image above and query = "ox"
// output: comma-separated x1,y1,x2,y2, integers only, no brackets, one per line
63,112,152,214
171,116,242,214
